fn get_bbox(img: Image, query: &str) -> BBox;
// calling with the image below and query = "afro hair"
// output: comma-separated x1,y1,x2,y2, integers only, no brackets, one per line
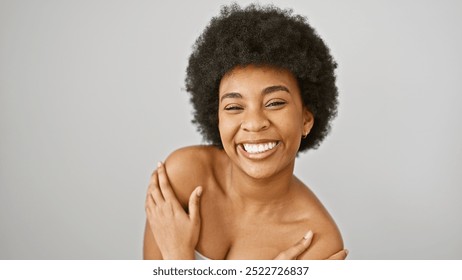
185,3,338,152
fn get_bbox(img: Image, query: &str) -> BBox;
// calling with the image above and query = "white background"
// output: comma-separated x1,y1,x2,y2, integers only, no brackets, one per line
1,0,461,259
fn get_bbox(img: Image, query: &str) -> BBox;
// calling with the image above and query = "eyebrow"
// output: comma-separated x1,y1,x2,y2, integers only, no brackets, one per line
220,85,290,102
220,92,242,102
262,85,290,95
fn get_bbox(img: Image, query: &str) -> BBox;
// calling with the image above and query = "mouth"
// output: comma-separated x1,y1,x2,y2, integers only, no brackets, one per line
240,141,279,154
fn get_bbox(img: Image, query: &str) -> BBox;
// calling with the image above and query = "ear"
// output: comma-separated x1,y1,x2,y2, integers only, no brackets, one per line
302,108,314,137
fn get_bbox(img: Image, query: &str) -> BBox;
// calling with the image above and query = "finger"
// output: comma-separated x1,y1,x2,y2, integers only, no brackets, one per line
157,162,180,204
188,186,203,224
274,231,313,260
326,249,348,260
146,189,156,207
145,190,156,216
149,169,164,204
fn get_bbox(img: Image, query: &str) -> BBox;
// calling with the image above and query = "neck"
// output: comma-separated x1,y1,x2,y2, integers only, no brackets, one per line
226,161,296,214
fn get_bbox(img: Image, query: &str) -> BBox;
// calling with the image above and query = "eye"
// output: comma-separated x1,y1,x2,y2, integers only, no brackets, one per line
265,100,287,108
224,104,243,111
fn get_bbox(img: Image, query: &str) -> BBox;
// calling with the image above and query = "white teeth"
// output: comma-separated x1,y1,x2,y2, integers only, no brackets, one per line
242,142,277,154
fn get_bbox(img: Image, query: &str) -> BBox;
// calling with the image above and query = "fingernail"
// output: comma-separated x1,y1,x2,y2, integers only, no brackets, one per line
303,230,313,240
196,186,203,197
157,161,162,168
345,249,349,256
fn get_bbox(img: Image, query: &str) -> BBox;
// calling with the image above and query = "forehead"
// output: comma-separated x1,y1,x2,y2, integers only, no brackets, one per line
219,65,299,94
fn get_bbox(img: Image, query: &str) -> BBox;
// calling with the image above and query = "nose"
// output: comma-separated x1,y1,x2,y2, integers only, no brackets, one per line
240,108,270,132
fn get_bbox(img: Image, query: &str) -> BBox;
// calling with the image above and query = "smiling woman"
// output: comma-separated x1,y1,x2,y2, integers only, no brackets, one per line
143,3,346,260
218,66,312,179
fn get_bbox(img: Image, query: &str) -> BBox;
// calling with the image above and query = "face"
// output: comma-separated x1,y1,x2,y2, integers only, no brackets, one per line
218,65,314,179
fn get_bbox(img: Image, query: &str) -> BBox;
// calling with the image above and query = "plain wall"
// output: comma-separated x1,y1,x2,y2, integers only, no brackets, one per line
1,0,461,259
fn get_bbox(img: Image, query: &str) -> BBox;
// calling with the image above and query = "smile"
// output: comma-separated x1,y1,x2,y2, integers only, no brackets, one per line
241,141,279,154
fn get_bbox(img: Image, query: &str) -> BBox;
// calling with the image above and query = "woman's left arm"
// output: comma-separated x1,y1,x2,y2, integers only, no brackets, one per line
273,231,348,260
296,226,345,260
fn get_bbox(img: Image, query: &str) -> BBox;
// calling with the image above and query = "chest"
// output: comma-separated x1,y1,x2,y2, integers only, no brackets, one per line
195,192,309,259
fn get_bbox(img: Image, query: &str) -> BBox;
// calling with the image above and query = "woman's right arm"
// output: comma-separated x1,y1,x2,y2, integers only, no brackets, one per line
143,220,163,259
143,148,206,260
144,162,202,260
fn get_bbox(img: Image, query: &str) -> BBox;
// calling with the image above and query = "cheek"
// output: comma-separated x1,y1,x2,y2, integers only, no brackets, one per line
273,110,304,135
218,114,239,142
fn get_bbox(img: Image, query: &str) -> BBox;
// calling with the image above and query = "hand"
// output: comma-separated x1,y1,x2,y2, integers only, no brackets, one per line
145,162,203,259
274,231,349,260
273,231,314,260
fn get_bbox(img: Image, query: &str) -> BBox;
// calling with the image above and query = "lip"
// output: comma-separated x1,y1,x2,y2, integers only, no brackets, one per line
237,140,280,160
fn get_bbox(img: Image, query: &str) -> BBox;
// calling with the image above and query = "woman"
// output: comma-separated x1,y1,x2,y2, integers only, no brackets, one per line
144,3,346,260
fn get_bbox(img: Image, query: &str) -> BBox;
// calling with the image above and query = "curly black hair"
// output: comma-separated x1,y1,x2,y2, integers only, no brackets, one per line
185,3,338,152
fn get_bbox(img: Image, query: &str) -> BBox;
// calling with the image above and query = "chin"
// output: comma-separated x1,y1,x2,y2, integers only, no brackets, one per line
239,162,283,180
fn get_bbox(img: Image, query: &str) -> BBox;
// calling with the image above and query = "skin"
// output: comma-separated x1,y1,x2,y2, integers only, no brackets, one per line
144,65,345,260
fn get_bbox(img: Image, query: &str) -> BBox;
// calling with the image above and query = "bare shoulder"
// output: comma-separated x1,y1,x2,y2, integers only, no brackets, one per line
292,178,344,260
163,145,223,207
